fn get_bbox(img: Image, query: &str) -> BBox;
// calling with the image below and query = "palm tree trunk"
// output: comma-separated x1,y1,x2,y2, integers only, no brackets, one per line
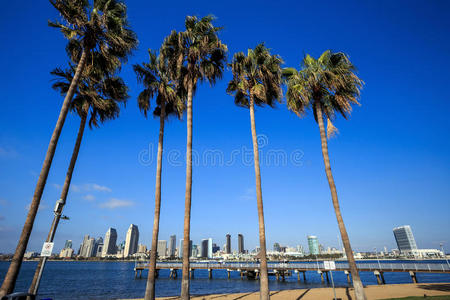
315,103,367,300
0,49,88,298
144,100,166,300
181,81,193,300
28,112,87,295
249,95,269,300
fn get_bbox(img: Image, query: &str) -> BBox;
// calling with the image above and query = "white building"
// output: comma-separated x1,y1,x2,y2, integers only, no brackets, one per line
124,224,139,257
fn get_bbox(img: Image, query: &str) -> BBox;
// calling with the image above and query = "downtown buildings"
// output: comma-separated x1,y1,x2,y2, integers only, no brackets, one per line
124,224,139,257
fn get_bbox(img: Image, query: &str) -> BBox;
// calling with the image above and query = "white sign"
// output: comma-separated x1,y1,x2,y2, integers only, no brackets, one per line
324,260,336,270
40,242,54,257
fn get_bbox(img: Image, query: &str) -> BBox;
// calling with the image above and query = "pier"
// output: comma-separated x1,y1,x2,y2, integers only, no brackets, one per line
134,261,450,285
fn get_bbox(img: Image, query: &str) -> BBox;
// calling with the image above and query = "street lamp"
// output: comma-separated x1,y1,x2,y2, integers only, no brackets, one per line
440,243,450,268
374,247,381,270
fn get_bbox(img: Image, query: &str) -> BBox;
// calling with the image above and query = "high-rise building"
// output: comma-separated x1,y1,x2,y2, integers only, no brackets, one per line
102,228,118,257
238,234,244,254
138,244,147,253
157,240,167,257
179,239,193,258
80,235,90,257
208,238,213,258
307,235,319,255
212,243,220,254
226,234,231,254
191,245,199,258
393,225,418,252
168,235,176,257
201,239,209,258
273,242,281,252
85,237,96,257
64,240,73,249
124,224,139,257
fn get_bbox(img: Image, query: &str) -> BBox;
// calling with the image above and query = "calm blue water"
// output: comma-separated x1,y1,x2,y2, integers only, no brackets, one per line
1,260,449,299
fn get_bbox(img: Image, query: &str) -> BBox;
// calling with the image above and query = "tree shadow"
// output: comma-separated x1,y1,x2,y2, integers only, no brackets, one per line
418,283,450,292
296,289,311,300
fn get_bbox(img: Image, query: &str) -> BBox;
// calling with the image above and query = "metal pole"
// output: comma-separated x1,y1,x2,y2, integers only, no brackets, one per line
441,243,450,268
330,270,337,300
32,200,63,295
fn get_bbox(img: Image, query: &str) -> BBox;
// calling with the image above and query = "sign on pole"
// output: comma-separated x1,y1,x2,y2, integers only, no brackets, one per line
40,242,54,257
324,260,336,270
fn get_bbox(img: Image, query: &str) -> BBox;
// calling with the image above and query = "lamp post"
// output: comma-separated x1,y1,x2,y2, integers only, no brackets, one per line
440,243,450,268
374,247,381,270
32,199,70,295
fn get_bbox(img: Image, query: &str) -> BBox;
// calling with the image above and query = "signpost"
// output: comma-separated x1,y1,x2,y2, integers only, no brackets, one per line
40,242,54,257
324,261,337,300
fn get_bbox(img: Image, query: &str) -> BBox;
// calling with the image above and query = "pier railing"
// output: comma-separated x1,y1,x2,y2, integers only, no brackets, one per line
134,261,450,273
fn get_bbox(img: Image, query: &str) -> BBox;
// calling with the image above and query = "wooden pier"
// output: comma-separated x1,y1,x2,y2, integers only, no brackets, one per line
134,261,450,285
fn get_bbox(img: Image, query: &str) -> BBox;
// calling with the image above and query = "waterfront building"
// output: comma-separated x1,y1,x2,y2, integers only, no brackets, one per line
191,245,199,258
80,234,90,257
238,234,244,254
212,243,220,254
138,244,147,253
168,235,176,257
59,248,74,258
208,238,213,258
393,225,418,252
273,242,281,252
64,240,72,249
124,224,139,257
84,237,95,257
102,228,118,257
307,235,319,255
157,240,167,257
201,239,209,258
179,239,193,258
226,234,231,254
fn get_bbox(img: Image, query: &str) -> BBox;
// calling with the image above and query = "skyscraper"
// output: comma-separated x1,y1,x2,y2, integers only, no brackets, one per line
307,235,319,255
226,234,231,254
64,240,72,249
273,242,281,252
208,238,213,258
102,228,117,257
238,234,244,254
80,235,90,257
179,239,193,258
124,224,139,257
393,225,418,252
201,239,209,258
85,237,95,257
157,240,167,257
168,235,176,257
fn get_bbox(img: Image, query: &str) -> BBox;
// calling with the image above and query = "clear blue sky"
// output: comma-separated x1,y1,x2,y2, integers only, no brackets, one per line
0,0,449,254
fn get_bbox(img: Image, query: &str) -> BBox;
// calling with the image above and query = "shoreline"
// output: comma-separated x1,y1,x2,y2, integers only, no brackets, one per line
145,283,450,299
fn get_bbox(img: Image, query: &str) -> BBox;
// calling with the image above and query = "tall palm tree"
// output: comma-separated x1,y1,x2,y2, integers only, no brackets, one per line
162,16,227,300
283,50,365,300
134,49,185,300
227,43,283,300
28,63,129,295
0,1,136,296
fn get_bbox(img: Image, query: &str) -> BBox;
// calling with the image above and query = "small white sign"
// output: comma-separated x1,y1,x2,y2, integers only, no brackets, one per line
324,261,336,270
40,242,54,257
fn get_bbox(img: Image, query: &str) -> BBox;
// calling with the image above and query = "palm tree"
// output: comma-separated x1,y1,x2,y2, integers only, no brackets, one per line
283,50,365,300
162,16,227,299
227,43,283,300
134,49,185,300
28,63,129,295
0,1,136,296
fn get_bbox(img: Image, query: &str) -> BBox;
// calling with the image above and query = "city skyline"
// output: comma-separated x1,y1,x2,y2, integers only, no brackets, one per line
32,225,448,258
